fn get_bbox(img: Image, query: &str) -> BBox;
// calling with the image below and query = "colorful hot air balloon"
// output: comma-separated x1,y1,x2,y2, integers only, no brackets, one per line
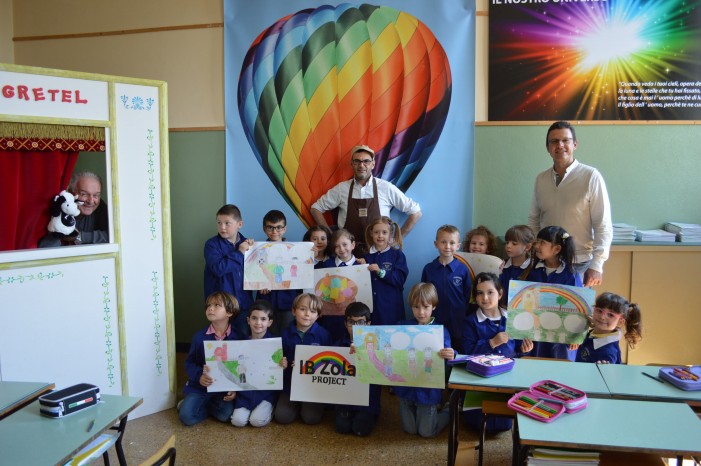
238,3,452,227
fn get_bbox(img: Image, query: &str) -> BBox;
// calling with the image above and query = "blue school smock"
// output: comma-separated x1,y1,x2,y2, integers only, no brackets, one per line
183,324,240,395
203,233,254,329
333,334,381,415
461,309,517,357
316,257,360,342
421,257,472,353
393,319,450,406
527,261,582,360
280,321,331,393
499,257,532,303
365,246,408,325
234,330,280,410
576,330,622,364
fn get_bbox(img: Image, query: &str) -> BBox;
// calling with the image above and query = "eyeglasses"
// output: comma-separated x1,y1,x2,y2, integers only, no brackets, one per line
345,318,368,326
351,158,373,166
548,138,574,146
264,225,285,232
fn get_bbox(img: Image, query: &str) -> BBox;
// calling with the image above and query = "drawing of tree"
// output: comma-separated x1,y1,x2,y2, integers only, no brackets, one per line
556,296,568,310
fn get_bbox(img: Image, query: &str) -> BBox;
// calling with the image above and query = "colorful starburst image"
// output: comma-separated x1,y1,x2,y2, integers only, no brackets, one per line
489,0,701,121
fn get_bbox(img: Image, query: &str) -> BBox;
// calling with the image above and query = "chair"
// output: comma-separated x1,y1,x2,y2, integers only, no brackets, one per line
138,435,176,466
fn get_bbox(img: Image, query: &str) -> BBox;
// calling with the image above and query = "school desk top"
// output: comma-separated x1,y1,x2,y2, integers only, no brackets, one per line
517,398,701,457
0,381,54,419
597,363,701,406
448,359,610,396
0,394,142,466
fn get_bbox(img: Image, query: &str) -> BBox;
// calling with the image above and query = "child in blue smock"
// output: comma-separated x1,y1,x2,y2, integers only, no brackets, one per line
317,229,366,342
461,273,533,433
230,300,287,427
334,302,381,437
274,293,331,425
364,216,408,325
179,292,241,426
527,225,582,360
576,292,643,364
421,224,472,354
499,225,535,307
258,210,300,335
394,282,455,438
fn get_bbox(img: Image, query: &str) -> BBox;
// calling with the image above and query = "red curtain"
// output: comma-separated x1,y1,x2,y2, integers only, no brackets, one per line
0,150,78,251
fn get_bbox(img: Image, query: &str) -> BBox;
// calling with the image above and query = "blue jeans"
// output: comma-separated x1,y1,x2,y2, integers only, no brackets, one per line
398,398,449,438
573,260,591,285
178,392,234,426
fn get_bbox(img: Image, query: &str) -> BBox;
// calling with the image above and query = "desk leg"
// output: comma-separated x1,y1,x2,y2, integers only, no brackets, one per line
448,389,461,466
112,415,129,466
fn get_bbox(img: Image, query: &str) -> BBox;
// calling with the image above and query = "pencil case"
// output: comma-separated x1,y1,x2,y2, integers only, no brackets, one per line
529,380,588,413
658,366,701,390
462,354,515,377
507,390,565,423
39,383,100,418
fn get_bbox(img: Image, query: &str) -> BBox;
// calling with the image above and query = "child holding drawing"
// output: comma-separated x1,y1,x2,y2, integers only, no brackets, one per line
394,282,454,438
576,292,643,364
527,225,582,360
179,291,240,426
230,300,288,428
334,302,381,437
364,216,409,325
275,293,331,425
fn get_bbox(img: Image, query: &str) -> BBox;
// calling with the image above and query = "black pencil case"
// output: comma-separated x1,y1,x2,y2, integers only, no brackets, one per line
39,383,100,418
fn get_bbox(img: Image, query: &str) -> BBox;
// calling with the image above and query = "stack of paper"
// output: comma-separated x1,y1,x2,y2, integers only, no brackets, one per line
612,223,636,242
634,229,676,242
664,222,701,242
527,448,599,465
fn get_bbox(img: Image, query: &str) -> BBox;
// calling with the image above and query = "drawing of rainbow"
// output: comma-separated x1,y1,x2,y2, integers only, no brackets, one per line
304,351,352,373
509,283,591,315
454,255,475,282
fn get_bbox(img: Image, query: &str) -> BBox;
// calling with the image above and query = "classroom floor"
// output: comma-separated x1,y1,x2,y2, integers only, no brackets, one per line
104,353,513,465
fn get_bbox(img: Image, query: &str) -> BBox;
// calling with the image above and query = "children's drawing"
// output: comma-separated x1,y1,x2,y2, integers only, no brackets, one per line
505,280,595,345
455,252,503,281
204,338,283,392
244,242,314,290
291,345,369,406
353,325,445,389
303,265,373,316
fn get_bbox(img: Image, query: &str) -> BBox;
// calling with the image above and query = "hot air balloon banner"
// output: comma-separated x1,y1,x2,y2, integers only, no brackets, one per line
505,280,596,345
291,345,368,405
237,3,452,227
304,264,373,316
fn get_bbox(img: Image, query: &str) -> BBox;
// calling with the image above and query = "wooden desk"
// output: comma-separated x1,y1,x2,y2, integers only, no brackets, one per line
0,381,54,419
0,394,142,466
447,360,610,466
598,364,701,407
518,398,701,459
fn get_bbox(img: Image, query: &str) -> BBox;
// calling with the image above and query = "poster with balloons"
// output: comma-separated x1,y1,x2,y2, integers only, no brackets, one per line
489,0,701,121
224,1,476,296
304,264,373,316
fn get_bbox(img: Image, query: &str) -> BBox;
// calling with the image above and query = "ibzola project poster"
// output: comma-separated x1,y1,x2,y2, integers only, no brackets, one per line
290,345,368,406
353,325,445,389
505,280,595,345
489,0,701,121
204,338,284,392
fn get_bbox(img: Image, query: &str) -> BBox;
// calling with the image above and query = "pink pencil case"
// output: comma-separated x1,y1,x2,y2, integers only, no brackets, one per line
529,379,588,413
658,366,701,391
507,389,565,423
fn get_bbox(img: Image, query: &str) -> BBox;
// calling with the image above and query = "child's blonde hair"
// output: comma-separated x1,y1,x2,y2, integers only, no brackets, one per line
436,224,460,239
330,228,355,247
292,293,324,316
408,282,439,307
365,216,403,249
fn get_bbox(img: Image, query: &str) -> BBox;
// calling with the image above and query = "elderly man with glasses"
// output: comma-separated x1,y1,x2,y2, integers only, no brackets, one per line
311,145,422,255
528,121,613,287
